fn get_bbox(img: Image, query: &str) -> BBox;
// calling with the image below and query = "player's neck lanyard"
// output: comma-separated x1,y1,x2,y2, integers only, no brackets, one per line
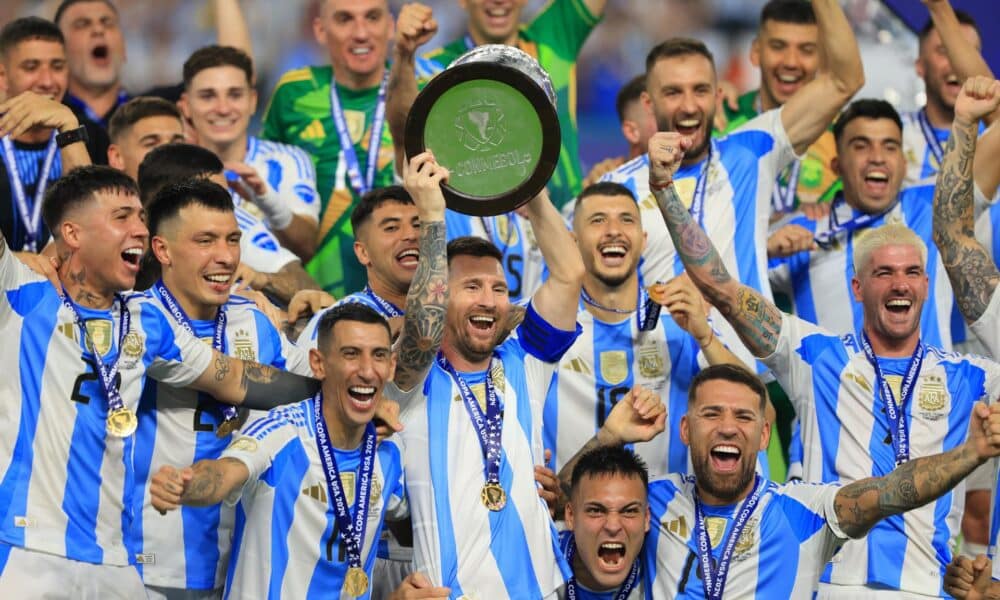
564,532,640,600
580,278,659,332
1,132,58,252
330,71,388,196
66,89,128,126
814,193,890,250
480,213,520,252
437,353,504,492
860,332,924,466
693,475,764,600
152,280,239,427
362,285,404,318
60,288,130,414
688,141,715,228
917,108,946,168
312,391,377,570
771,159,802,215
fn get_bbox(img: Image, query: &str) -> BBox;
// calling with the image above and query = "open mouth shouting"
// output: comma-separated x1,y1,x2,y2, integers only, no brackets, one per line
396,247,419,270
675,117,702,139
347,384,378,412
709,444,741,473
773,71,804,97
121,247,143,272
596,541,628,571
467,313,498,339
597,242,629,268
861,168,890,196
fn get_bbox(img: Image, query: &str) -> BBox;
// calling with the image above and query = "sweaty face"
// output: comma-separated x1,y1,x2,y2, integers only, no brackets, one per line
566,474,649,592
71,189,148,293
355,201,421,293
155,205,241,314
682,379,768,505
0,39,68,99
110,115,185,180
59,0,126,90
852,243,928,348
460,0,527,44
835,117,906,215
315,320,395,429
182,65,256,149
445,255,510,365
313,0,392,87
752,20,819,108
917,25,981,115
574,194,645,288
646,54,718,164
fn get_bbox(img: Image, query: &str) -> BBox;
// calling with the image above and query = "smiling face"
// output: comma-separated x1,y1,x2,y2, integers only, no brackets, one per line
354,200,421,294
313,0,392,89
834,117,906,215
444,254,510,366
574,193,646,289
565,473,649,592
645,53,719,164
108,114,185,180
751,20,819,109
681,378,769,506
460,0,527,45
181,65,256,150
0,38,68,99
58,0,126,91
64,188,148,293
852,243,928,350
917,25,981,118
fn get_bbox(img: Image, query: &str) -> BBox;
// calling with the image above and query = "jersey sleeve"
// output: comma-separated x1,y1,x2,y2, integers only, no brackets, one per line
525,0,601,59
144,302,216,387
379,438,409,521
280,334,314,377
279,146,321,221
515,300,582,363
221,414,301,503
773,482,848,572
0,246,45,313
238,211,299,273
731,108,800,213
970,286,1000,358
760,312,834,416
261,81,290,144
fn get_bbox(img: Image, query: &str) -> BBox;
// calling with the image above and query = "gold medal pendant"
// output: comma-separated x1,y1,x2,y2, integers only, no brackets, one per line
343,566,369,597
215,418,240,439
106,407,138,438
481,482,507,511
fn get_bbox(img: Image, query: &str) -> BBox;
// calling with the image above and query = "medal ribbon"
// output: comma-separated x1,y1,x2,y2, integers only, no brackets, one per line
152,281,239,425
313,392,377,569
688,141,715,228
563,533,640,600
1,132,58,252
917,108,945,168
693,475,764,600
860,332,924,466
437,353,503,488
813,193,889,250
362,285,404,318
771,159,802,214
330,71,388,196
60,290,130,415
580,279,660,332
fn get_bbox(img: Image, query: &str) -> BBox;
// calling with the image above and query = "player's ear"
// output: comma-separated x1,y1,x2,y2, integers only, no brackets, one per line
354,240,371,267
150,236,171,266
564,495,575,529
679,414,691,446
308,348,327,380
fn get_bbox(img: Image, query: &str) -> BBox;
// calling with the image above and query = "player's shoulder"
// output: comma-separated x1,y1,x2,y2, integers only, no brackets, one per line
603,154,649,182
240,398,314,440
272,66,324,92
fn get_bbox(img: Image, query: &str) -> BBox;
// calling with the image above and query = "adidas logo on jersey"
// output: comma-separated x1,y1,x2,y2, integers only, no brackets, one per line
302,484,327,504
663,515,689,538
300,120,326,141
560,358,592,375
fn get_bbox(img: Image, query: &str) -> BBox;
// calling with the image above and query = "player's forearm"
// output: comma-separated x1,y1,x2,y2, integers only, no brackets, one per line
194,353,320,408
699,331,742,367
259,262,319,306
394,220,448,391
834,443,982,539
933,117,1000,323
812,0,865,97
525,192,583,287
652,185,781,357
273,215,318,262
387,50,419,173
181,458,247,506
214,0,253,57
927,2,995,92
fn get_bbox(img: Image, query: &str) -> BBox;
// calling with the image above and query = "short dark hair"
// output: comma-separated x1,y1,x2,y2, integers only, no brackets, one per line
832,99,903,147
573,181,637,214
54,0,118,27
0,17,64,58
316,302,392,352
108,96,182,143
570,445,650,495
137,143,225,206
147,178,234,238
615,75,647,124
759,0,816,27
646,38,715,76
350,185,415,233
42,165,139,237
183,45,254,89
919,9,979,44
688,364,768,410
446,236,503,266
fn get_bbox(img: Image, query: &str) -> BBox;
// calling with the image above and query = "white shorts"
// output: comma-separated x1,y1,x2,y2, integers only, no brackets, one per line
0,544,146,599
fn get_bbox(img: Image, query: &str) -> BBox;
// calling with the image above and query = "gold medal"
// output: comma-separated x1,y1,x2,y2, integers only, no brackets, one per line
106,407,138,438
215,418,240,439
343,566,369,597
481,482,507,511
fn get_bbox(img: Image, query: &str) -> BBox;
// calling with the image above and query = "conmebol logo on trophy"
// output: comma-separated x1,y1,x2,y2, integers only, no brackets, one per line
405,44,561,216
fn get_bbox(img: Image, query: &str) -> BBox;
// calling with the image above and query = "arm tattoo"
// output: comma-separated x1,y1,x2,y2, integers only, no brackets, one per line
181,459,237,506
653,186,782,356
238,360,320,410
394,220,448,391
834,444,980,539
933,119,1000,323
214,352,231,382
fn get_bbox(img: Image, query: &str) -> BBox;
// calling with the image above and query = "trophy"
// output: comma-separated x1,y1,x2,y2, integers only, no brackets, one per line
404,45,561,216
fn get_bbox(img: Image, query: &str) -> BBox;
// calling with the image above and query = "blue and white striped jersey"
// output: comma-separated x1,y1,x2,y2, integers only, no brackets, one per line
242,136,321,223
233,204,298,274
444,209,545,303
768,185,959,350
556,531,645,600
901,111,950,188
600,108,796,370
391,304,579,599
0,138,63,251
132,294,312,589
296,289,404,351
0,249,213,566
544,307,704,477
222,399,407,599
763,313,1000,594
643,474,847,599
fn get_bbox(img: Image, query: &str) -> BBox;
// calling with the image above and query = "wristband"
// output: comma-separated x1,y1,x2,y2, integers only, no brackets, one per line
56,125,88,149
649,179,673,192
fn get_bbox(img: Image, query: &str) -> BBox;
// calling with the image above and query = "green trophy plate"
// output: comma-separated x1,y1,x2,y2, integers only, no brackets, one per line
405,47,561,216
